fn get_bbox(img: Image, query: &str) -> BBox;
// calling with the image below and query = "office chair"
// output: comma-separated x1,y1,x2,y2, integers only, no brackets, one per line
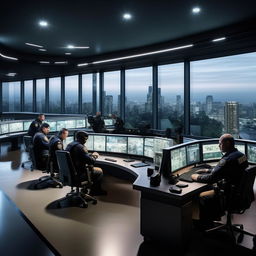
206,166,256,249
55,150,97,208
29,144,63,189
21,136,33,169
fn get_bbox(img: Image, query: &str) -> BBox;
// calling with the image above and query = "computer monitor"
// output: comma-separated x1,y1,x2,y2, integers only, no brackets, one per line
170,147,187,172
104,119,114,126
236,143,245,154
63,136,74,149
76,119,86,128
9,122,23,133
247,144,256,164
65,120,76,129
86,135,94,151
1,124,9,134
154,138,172,153
186,143,200,165
106,136,127,153
56,121,66,131
144,138,154,158
47,121,57,132
93,135,106,151
154,152,162,167
202,143,222,161
128,137,144,155
23,121,32,131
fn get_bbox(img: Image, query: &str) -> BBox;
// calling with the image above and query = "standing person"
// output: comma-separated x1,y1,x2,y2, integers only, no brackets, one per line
28,113,45,137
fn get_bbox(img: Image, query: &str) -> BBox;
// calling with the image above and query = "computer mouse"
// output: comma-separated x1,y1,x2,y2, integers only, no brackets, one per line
176,182,188,188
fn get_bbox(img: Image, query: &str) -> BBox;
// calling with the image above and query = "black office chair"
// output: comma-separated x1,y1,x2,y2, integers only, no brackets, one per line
21,136,33,169
29,145,63,189
206,166,256,249
55,150,97,208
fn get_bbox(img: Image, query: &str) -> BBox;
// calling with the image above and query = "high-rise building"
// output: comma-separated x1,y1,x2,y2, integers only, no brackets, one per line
176,95,182,114
206,95,213,115
224,101,239,137
104,95,113,115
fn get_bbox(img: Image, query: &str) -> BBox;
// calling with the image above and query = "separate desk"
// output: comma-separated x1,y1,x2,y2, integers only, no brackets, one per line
95,155,211,248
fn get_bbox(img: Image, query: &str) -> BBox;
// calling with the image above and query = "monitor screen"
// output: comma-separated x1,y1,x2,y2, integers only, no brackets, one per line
128,137,144,155
186,143,200,165
154,152,162,167
247,144,256,164
1,124,9,134
9,122,23,133
56,121,66,131
94,135,106,151
65,120,76,129
47,121,57,132
171,147,187,172
23,121,32,131
104,119,114,126
63,136,74,149
144,138,154,158
106,136,127,153
76,119,86,128
154,138,172,153
236,143,245,154
86,135,94,151
202,143,222,161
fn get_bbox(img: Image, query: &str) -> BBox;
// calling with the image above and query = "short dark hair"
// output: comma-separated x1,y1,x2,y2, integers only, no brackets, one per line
40,123,50,131
38,113,45,116
58,128,68,136
76,131,89,140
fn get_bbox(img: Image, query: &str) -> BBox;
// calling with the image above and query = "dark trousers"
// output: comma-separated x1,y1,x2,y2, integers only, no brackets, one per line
80,167,103,192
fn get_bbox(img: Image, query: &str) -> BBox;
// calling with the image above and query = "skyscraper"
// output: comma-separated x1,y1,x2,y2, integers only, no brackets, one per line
206,95,213,114
224,101,239,138
176,95,182,114
104,95,113,115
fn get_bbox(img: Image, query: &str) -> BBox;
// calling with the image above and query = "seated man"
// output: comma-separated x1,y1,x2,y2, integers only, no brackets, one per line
112,114,124,133
66,131,107,196
28,113,45,137
92,112,105,133
49,128,69,171
191,134,248,228
33,123,50,170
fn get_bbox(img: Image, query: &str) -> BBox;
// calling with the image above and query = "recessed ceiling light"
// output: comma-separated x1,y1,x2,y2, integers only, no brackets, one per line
212,37,226,42
192,7,201,14
123,13,132,20
6,73,17,77
39,49,47,51
25,42,43,48
67,45,89,49
78,44,193,66
0,52,18,61
65,53,71,55
54,61,68,64
39,20,48,27
39,61,50,64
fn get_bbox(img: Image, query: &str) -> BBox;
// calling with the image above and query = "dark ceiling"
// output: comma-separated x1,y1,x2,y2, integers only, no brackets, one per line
1,0,256,81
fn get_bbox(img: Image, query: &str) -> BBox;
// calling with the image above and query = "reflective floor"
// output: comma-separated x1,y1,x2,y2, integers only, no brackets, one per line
0,142,256,256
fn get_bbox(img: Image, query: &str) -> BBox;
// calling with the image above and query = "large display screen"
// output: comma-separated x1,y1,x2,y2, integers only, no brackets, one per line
1,124,9,134
186,143,200,165
9,122,23,133
106,136,127,153
47,121,57,132
23,121,32,131
202,143,222,161
86,135,94,151
236,143,246,154
171,147,187,172
247,144,256,164
128,137,144,155
104,119,114,126
76,119,86,128
144,138,154,158
93,135,106,151
65,120,76,129
154,138,172,153
56,121,66,131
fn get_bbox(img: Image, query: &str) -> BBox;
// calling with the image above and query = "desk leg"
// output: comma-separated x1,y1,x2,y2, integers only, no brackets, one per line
140,193,192,248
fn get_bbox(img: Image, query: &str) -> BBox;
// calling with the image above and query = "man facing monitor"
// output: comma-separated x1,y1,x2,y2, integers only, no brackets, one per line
28,113,45,137
191,134,248,228
66,131,107,196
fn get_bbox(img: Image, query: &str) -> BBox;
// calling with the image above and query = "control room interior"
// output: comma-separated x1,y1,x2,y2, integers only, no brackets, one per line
1,1,256,256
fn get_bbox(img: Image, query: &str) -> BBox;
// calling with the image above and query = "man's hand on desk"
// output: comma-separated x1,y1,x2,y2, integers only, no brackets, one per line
191,174,199,181
196,168,210,174
92,152,99,159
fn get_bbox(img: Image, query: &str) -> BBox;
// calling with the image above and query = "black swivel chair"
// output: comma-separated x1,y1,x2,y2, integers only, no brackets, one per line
55,150,97,208
29,145,62,189
206,166,256,249
21,136,33,169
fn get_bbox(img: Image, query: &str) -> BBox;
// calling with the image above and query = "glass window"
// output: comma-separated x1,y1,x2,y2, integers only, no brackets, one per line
82,74,93,115
36,79,45,113
2,82,21,112
125,67,152,129
65,75,79,114
24,80,33,112
158,63,184,132
49,77,61,113
103,71,120,116
190,52,256,139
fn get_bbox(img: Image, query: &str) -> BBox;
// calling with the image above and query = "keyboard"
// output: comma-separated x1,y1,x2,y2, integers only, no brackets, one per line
131,162,150,168
104,158,117,162
178,165,212,182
